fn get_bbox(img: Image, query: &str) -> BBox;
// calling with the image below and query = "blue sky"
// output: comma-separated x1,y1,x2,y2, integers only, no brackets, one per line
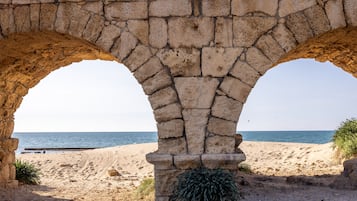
14,59,357,132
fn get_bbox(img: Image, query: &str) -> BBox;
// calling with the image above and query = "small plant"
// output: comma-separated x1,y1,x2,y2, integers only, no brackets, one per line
14,160,40,185
135,178,155,200
238,163,252,174
332,118,357,160
170,168,240,201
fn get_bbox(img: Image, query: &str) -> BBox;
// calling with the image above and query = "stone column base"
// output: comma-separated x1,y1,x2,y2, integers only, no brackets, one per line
0,180,18,188
146,152,246,200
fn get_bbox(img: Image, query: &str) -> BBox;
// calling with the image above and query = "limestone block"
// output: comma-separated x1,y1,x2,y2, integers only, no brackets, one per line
30,4,40,31
202,153,246,169
149,0,192,17
215,17,233,47
272,24,297,53
149,18,167,48
182,109,210,154
205,135,235,154
256,34,285,63
279,0,316,17
154,169,185,196
157,119,184,139
124,45,152,72
68,8,91,38
127,20,149,45
105,2,147,21
202,0,230,16
157,48,201,77
246,47,272,74
229,60,260,87
202,48,243,77
344,0,357,26
14,6,30,33
146,153,174,170
168,17,214,48
286,12,314,44
0,164,10,181
325,0,346,29
233,16,277,47
83,14,105,43
149,87,178,110
134,57,163,83
111,31,138,61
232,0,278,16
158,137,187,154
0,8,15,36
142,69,172,95
154,103,182,123
207,117,236,137
175,77,219,109
82,1,103,15
174,154,201,169
95,25,121,52
40,3,57,31
55,3,71,34
304,5,330,36
212,96,242,122
220,76,252,103
1,138,18,151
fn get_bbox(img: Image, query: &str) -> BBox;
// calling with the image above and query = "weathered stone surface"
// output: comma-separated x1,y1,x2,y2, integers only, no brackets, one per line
325,0,346,29
304,5,330,36
149,87,178,110
279,0,316,17
220,76,252,103
174,154,201,169
205,135,235,154
96,25,121,52
182,109,210,154
146,153,174,170
215,17,233,47
14,6,30,33
82,1,103,15
107,168,121,177
154,169,185,196
272,23,297,52
83,14,105,43
40,4,57,31
229,60,260,87
134,56,163,83
246,47,272,74
202,153,246,169
111,31,138,61
233,16,277,47
0,8,14,36
124,45,152,72
1,138,18,151
157,119,184,139
68,9,91,38
154,103,182,123
330,158,357,190
55,3,72,34
149,18,167,48
208,117,236,136
128,20,149,45
175,77,219,109
142,69,172,95
286,12,314,44
256,34,285,63
202,47,243,77
30,4,40,31
202,0,230,16
168,17,214,48
105,2,147,21
344,0,357,26
157,48,201,76
232,0,278,16
158,137,187,154
149,0,192,17
212,96,242,122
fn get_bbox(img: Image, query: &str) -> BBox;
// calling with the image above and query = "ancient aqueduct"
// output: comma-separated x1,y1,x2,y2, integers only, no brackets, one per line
1,0,357,200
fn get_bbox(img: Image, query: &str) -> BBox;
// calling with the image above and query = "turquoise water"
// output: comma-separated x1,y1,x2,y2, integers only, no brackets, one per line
13,131,335,153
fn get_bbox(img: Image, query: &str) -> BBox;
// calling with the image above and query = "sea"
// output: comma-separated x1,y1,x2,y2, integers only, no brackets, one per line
12,131,335,154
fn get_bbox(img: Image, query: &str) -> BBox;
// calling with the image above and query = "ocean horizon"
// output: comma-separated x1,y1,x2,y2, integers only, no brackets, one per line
12,130,335,154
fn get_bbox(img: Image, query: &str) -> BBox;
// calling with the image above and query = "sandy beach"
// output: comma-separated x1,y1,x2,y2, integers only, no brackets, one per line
1,141,357,201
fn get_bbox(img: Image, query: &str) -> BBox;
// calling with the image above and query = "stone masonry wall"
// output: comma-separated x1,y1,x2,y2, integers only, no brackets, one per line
1,0,357,200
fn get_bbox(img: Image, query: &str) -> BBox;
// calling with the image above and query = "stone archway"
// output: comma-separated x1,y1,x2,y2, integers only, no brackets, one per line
1,0,357,200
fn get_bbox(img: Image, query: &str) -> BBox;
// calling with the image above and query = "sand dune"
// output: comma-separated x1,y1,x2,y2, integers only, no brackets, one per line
1,141,356,201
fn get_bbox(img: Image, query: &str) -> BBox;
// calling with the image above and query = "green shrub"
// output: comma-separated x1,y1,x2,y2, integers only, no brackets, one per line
135,178,155,200
238,163,252,174
170,168,240,201
333,118,357,160
14,160,40,185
